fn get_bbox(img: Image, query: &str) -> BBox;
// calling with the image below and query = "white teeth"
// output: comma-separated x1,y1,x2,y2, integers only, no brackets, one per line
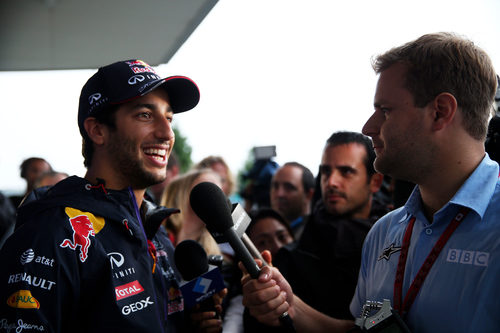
144,148,167,157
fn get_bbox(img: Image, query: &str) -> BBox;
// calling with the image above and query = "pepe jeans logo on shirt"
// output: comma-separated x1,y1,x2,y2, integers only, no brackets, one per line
446,249,489,266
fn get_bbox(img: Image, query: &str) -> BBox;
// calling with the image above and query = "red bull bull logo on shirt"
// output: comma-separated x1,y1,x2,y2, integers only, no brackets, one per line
60,207,105,263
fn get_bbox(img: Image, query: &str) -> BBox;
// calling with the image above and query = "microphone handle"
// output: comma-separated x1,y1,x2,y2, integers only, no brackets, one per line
241,233,268,267
224,229,296,332
224,229,261,278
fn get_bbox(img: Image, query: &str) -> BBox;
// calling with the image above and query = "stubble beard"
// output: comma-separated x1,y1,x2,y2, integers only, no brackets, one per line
108,132,166,189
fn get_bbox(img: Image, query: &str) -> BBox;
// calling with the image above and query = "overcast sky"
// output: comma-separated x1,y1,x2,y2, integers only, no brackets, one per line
1,0,500,194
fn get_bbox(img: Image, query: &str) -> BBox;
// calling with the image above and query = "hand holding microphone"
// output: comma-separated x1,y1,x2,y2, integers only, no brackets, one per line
190,182,296,332
174,239,226,319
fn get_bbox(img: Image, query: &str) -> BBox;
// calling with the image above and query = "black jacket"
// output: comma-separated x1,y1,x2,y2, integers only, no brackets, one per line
243,202,378,332
274,202,376,319
0,176,186,333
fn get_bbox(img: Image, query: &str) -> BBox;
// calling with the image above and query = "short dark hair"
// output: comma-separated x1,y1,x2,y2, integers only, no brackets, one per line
20,157,52,179
81,104,120,168
247,207,294,240
282,162,315,192
325,131,376,177
372,32,497,140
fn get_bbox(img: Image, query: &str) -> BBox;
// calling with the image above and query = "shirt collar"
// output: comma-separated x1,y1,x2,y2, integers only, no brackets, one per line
449,154,499,219
403,154,499,220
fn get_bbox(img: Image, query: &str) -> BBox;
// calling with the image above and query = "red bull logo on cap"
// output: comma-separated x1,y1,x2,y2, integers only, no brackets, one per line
125,59,156,74
60,207,105,263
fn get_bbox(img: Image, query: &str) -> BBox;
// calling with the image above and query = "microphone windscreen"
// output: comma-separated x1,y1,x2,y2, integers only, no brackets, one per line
174,240,209,281
190,182,234,233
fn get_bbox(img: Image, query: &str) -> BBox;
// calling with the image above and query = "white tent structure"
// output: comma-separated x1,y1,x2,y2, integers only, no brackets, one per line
0,0,218,71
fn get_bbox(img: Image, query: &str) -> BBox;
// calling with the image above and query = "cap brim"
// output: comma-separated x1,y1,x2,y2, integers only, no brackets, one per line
155,76,200,113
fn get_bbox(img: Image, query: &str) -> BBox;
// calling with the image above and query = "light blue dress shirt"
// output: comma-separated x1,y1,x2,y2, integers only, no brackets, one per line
350,155,500,333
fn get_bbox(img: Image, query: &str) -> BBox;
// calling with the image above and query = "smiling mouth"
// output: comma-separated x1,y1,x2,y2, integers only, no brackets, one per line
143,148,167,162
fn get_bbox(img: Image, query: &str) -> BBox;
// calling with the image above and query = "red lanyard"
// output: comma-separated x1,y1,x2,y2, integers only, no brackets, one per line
393,206,470,315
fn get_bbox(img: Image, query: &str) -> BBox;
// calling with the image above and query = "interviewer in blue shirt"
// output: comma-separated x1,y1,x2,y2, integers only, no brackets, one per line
241,32,500,333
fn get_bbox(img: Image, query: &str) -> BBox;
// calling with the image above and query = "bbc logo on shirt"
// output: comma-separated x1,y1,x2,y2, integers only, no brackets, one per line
446,249,489,266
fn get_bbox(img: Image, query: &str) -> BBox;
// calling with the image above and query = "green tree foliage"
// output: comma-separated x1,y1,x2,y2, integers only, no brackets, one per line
173,127,192,173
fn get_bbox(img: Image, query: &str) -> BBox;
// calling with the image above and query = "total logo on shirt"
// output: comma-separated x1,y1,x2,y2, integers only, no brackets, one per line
115,280,144,301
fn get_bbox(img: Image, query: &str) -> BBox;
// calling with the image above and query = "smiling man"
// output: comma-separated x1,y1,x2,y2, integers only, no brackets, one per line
0,60,224,332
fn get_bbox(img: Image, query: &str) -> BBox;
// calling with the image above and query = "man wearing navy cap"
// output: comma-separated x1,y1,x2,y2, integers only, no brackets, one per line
0,60,224,332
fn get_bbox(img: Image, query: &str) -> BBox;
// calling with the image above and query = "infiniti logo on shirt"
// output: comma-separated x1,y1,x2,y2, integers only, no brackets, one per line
107,252,124,268
107,252,136,279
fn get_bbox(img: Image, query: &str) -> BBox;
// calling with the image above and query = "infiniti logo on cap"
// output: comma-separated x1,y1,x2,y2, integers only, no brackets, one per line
89,93,102,105
128,75,145,85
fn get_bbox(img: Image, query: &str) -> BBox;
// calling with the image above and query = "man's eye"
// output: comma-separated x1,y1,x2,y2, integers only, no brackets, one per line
319,165,331,176
137,112,151,119
340,167,355,176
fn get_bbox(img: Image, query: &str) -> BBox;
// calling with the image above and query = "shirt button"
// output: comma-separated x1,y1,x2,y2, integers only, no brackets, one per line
425,228,432,235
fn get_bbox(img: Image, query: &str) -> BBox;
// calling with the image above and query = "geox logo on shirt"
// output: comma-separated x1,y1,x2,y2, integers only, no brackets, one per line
446,249,489,266
121,297,154,315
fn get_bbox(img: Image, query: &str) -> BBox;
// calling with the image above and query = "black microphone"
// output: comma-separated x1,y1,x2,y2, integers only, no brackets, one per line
174,239,225,317
190,182,296,332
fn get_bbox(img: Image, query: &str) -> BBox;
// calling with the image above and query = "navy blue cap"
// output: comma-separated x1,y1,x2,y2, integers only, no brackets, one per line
78,59,200,136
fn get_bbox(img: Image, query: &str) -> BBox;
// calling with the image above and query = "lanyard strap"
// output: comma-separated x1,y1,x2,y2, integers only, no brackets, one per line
393,206,470,315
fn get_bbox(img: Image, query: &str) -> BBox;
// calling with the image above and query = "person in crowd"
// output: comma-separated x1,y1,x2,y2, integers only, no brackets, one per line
9,157,53,208
0,191,16,249
194,155,235,197
241,32,500,333
0,59,224,332
34,171,69,189
485,114,500,164
148,150,181,204
222,207,295,333
247,207,295,258
243,131,384,333
160,168,223,257
270,162,315,238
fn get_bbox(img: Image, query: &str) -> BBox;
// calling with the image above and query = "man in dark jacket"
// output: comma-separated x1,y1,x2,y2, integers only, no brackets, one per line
243,131,385,331
274,131,385,318
0,60,222,332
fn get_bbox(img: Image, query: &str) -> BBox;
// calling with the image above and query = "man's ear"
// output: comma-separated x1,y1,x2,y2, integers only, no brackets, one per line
83,117,106,145
369,173,384,193
430,92,457,132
